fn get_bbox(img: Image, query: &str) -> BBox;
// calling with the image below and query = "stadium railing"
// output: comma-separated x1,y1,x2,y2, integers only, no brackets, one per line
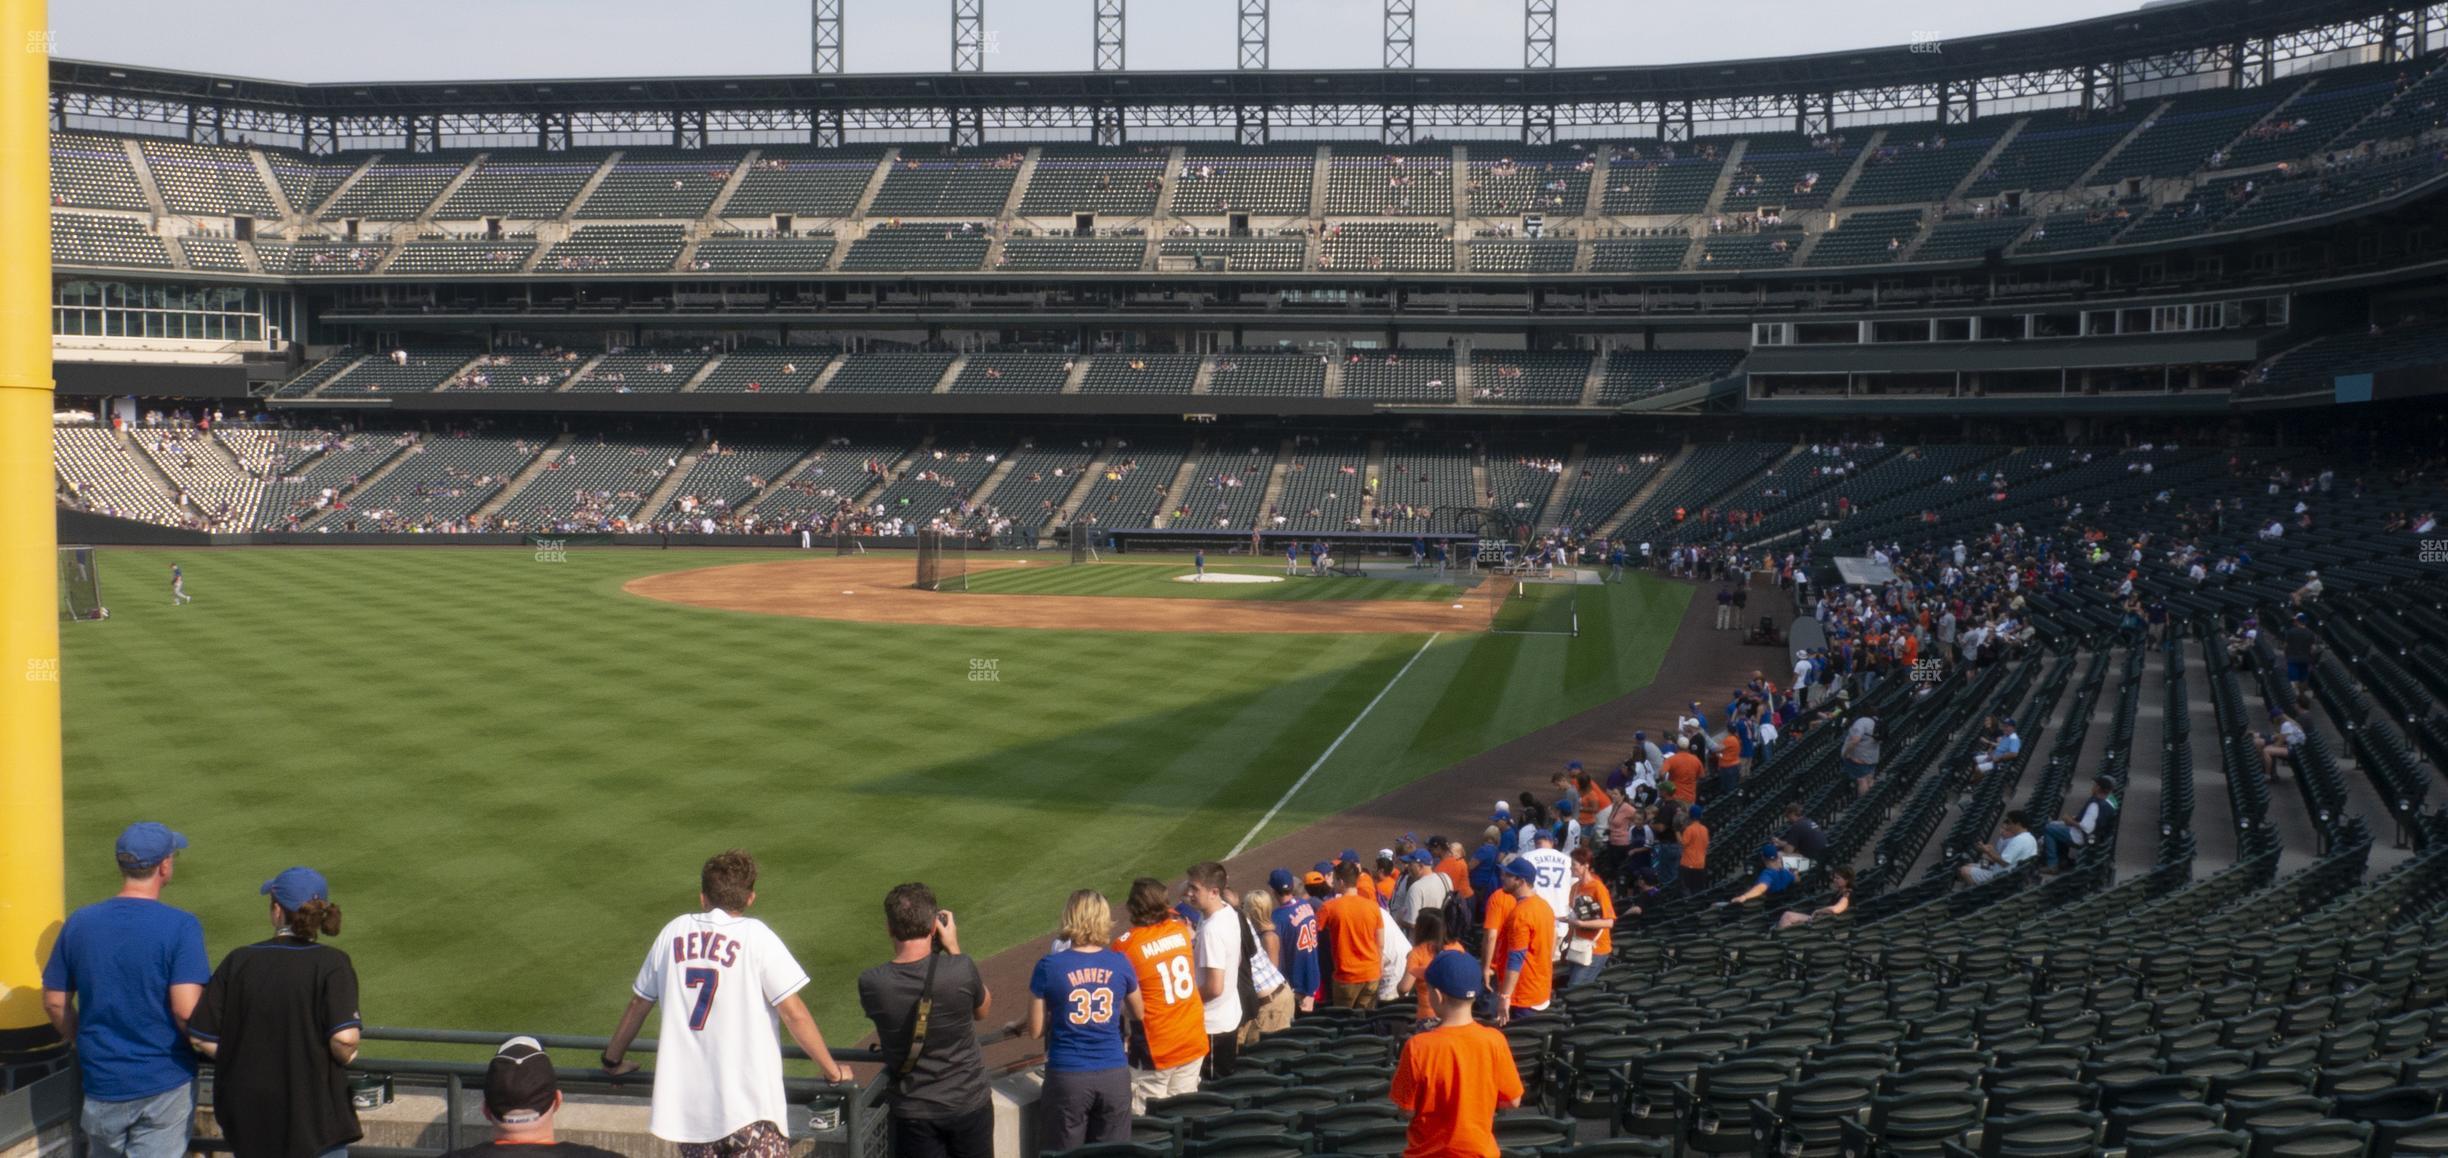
164,1023,1034,1157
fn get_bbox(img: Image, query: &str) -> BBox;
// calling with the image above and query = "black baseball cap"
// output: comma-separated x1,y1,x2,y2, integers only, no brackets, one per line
485,1036,557,1123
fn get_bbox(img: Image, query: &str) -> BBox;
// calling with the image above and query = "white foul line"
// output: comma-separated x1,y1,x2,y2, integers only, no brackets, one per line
1227,632,1443,860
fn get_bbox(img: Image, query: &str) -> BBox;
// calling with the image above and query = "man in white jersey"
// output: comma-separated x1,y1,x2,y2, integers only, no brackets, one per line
1522,833,1574,951
602,851,852,1157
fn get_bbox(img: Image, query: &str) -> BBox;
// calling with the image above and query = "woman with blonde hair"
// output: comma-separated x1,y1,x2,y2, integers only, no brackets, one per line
1024,890,1144,1153
1236,890,1295,1042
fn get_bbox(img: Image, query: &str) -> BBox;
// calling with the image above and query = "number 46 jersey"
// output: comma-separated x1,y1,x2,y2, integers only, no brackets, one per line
1113,917,1210,1071
634,909,811,1144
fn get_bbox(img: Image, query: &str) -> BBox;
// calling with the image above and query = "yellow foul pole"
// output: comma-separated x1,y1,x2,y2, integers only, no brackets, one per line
0,0,61,1050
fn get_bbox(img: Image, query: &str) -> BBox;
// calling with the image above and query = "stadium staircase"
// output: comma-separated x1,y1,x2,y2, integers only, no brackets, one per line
674,359,721,393
1535,443,1585,530
117,137,170,216
112,428,187,509
2213,80,2322,171
1577,350,1609,407
965,453,1024,514
1152,145,1186,215
315,436,420,514
1360,438,1389,524
1320,356,1345,398
1451,340,1475,405
419,153,490,222
633,440,707,518
1949,123,2029,202
1469,449,1490,506
1059,358,1091,394
1307,146,1332,229
1254,440,1295,525
470,434,573,521
1150,449,1201,529
305,154,383,220
548,353,609,393
1595,443,1692,539
1699,137,1748,217
248,149,296,219
734,447,828,518
1046,438,1114,536
557,151,622,220
1189,356,1217,396
1893,210,1940,262
2073,101,2172,189
1581,148,1609,226
1823,129,1887,208
702,147,759,219
933,355,965,394
1449,145,1471,224
808,357,847,393
849,148,897,220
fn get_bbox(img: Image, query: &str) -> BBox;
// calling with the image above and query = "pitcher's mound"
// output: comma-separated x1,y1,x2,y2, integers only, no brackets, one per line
1174,572,1285,585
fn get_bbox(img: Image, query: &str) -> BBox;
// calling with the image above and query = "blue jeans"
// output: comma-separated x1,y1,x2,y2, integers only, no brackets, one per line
2040,822,2079,868
82,1084,193,1158
1567,960,1607,989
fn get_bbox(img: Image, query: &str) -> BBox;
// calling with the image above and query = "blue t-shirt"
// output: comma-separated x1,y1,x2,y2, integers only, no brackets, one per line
1272,898,1322,997
1029,947,1137,1072
40,896,211,1101
1757,867,1798,894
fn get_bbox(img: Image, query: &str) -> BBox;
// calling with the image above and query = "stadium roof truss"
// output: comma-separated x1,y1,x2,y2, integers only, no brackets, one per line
50,0,2448,150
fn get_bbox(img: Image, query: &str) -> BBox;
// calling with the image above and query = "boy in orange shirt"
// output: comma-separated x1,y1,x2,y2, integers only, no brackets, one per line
1390,951,1524,1158
1660,742,1702,805
1315,863,1384,1009
1564,849,1616,990
1492,858,1556,1025
1679,805,1712,897
1112,878,1209,1111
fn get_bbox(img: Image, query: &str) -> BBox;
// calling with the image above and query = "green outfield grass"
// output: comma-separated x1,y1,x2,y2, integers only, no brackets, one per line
59,546,1684,1051
959,557,1465,601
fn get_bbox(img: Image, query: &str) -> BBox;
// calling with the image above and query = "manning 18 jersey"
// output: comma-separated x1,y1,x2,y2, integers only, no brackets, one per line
633,909,811,1144
1112,917,1208,1071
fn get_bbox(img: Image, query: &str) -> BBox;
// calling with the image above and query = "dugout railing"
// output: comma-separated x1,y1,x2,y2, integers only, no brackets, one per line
153,1024,1037,1157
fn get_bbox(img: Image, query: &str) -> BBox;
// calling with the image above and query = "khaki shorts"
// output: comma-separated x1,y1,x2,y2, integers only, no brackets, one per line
1238,985,1296,1045
1331,980,1380,1010
1131,1059,1203,1116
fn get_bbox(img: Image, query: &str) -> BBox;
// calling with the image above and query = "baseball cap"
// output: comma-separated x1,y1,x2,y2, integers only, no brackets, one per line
260,866,331,911
1339,848,1361,864
1493,800,1512,814
1687,804,1705,819
1423,950,1483,1000
114,822,187,870
1566,760,1582,771
1759,844,1781,861
1405,850,1434,865
1312,860,1336,877
1302,871,1328,888
1555,796,1577,815
1426,835,1448,851
1268,868,1296,891
1376,848,1395,863
484,1036,557,1124
1503,856,1539,881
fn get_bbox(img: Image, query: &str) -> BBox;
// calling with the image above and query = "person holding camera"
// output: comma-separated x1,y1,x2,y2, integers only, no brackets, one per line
858,884,993,1158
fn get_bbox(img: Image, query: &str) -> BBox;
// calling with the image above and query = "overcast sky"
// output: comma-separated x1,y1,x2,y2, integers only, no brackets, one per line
54,0,2147,81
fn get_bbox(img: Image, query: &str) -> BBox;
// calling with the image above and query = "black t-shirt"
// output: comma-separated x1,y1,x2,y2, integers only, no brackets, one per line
2284,626,2315,663
188,937,362,1158
858,953,989,1119
1782,819,1830,861
441,1144,625,1158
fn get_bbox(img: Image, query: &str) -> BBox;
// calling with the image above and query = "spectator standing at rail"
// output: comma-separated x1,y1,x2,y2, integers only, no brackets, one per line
602,850,852,1158
858,883,994,1158
1025,891,1141,1154
1112,879,1207,1111
1184,862,1247,1077
41,822,210,1158
437,1037,625,1157
1490,859,1557,1025
186,866,362,1158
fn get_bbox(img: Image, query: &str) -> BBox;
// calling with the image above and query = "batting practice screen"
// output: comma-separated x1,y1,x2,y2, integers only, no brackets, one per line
1482,574,1581,637
59,546,104,621
914,529,970,591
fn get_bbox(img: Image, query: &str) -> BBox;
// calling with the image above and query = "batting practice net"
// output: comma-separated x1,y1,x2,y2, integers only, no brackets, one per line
59,546,106,621
1480,572,1583,637
914,529,970,591
1068,519,1100,565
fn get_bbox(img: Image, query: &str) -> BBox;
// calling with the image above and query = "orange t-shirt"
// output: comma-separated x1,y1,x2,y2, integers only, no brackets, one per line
1571,876,1617,957
1479,887,1516,940
1499,894,1558,1010
1317,892,1384,984
1112,917,1210,1071
1662,752,1702,803
1391,1022,1525,1158
1436,857,1473,900
1717,733,1742,768
1404,938,1467,1018
1576,787,1607,826
1355,871,1380,905
1681,821,1710,869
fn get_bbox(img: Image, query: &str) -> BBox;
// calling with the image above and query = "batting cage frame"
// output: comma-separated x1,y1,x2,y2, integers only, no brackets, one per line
58,545,106,621
1480,572,1583,637
914,529,970,591
835,531,866,556
1432,506,1534,574
1068,518,1101,565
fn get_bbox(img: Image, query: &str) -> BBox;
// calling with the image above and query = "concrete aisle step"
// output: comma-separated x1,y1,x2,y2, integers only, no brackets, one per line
2176,640,2242,869
2118,644,2179,876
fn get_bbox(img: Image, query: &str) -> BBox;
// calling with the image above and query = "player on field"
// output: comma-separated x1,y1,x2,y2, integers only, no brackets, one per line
602,851,850,1158
171,564,191,606
1111,878,1207,1112
1193,548,1207,581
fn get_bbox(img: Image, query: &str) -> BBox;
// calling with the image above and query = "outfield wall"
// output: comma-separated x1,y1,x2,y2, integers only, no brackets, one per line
57,510,934,551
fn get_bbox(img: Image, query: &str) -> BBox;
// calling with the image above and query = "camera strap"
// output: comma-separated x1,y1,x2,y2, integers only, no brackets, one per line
898,950,942,1077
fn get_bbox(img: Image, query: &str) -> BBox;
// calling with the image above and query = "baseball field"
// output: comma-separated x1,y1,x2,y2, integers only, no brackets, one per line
59,546,1684,1048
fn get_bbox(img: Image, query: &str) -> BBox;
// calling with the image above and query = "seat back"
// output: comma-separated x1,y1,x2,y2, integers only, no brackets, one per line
1975,1109,2103,1158
2243,1117,2371,1158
